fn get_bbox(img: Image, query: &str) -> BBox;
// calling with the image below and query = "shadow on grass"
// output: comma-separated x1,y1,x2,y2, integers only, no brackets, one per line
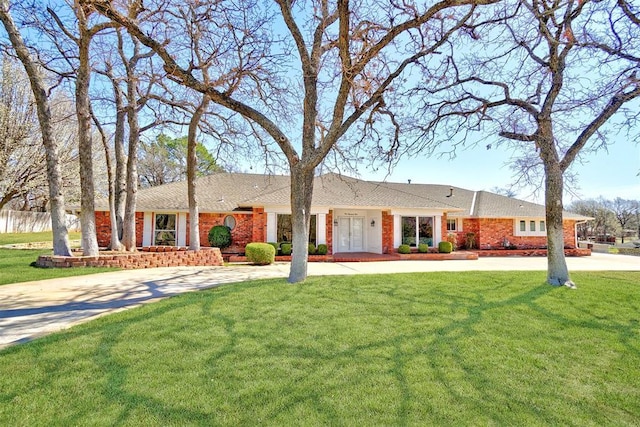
1,272,639,425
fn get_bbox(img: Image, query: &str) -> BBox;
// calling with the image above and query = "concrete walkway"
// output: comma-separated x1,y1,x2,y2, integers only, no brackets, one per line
1,253,638,350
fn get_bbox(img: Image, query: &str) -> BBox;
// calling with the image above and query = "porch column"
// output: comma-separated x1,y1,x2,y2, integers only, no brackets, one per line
317,213,326,245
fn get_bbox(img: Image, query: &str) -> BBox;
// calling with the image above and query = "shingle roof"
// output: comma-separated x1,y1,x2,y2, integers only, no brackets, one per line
93,172,590,220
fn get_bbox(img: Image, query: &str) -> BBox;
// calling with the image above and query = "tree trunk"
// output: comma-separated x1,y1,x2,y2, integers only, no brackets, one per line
288,165,315,283
187,96,209,251
112,78,127,244
0,2,73,257
121,64,140,251
544,162,574,287
76,13,99,256
122,96,139,250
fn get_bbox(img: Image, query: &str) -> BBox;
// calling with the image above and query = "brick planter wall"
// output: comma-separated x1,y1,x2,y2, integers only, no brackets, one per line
36,247,224,269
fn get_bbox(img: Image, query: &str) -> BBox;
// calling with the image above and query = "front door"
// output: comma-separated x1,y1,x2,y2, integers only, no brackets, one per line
337,217,364,252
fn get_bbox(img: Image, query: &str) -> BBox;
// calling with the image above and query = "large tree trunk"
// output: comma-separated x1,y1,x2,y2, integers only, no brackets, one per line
187,96,209,251
121,80,139,251
545,161,574,287
288,165,315,283
111,71,127,247
0,2,72,257
76,11,99,256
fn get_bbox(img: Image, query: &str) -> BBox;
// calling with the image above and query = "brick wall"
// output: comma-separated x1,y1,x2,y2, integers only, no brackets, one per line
326,211,333,254
252,207,266,243
198,212,253,252
382,211,394,254
95,211,144,247
36,247,224,269
469,218,577,249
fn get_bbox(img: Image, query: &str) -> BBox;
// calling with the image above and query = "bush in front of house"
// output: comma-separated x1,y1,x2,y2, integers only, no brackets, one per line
438,241,453,253
280,243,292,255
208,225,232,249
418,243,429,253
267,242,279,254
308,243,317,255
317,244,328,255
245,242,276,265
398,244,411,254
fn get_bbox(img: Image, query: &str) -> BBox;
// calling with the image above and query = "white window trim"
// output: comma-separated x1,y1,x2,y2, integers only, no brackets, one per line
514,218,547,237
152,212,179,246
446,218,462,233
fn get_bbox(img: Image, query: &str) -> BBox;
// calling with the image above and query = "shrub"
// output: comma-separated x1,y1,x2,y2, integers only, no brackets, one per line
308,243,317,255
418,243,429,253
438,241,453,253
465,232,476,250
267,242,279,254
208,225,232,249
447,233,457,251
398,244,411,254
317,244,328,255
280,243,292,255
245,242,276,265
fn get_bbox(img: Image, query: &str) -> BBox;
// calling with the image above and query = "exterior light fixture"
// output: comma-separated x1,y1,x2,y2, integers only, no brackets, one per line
371,219,376,227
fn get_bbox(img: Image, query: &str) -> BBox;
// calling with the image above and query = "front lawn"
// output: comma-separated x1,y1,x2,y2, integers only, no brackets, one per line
1,271,639,425
0,248,116,286
0,231,81,246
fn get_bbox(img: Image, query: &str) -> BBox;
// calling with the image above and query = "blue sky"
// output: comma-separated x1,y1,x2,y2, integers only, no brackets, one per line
357,138,639,205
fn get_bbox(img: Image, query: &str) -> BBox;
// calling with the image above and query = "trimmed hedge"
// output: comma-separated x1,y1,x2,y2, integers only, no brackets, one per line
438,241,453,253
208,225,232,249
398,244,411,254
308,243,317,255
418,243,429,253
267,242,279,254
280,243,292,255
317,244,328,255
245,243,276,265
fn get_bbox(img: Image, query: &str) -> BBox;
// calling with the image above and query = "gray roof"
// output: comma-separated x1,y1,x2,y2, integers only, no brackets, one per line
94,172,590,219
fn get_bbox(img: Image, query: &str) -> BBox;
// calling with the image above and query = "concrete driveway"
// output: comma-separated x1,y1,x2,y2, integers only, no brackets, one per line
1,253,638,350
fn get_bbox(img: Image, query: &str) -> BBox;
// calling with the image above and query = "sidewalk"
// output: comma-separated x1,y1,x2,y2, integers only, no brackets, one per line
1,253,637,350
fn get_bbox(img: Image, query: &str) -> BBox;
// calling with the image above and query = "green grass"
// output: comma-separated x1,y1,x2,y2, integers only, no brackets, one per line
0,248,116,286
0,231,81,245
1,271,639,425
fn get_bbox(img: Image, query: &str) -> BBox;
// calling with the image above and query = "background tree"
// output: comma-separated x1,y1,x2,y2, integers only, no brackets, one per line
0,0,72,256
88,0,496,283
138,134,224,187
421,0,640,286
607,198,636,243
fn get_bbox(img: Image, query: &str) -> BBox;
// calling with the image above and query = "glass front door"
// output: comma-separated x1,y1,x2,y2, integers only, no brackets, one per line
337,217,364,252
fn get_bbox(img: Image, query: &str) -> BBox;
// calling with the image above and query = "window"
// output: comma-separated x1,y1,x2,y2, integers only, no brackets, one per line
154,213,176,246
402,216,434,247
515,218,546,237
277,214,317,245
223,215,236,230
446,219,457,232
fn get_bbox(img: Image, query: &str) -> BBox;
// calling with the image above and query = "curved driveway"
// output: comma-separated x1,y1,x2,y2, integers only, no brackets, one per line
1,253,638,349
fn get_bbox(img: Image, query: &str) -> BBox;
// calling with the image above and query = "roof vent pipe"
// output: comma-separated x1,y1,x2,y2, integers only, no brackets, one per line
446,187,454,197
408,179,411,184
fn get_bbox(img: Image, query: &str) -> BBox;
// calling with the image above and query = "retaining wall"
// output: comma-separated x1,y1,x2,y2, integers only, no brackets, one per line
36,247,224,269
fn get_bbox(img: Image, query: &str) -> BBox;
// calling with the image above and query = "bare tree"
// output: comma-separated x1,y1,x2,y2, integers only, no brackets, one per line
0,0,72,256
422,0,640,287
86,0,496,282
608,198,636,243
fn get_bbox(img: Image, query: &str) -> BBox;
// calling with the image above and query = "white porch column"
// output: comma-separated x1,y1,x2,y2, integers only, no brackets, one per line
434,216,442,246
317,213,326,245
393,215,401,248
142,212,152,246
177,213,187,246
266,212,277,242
